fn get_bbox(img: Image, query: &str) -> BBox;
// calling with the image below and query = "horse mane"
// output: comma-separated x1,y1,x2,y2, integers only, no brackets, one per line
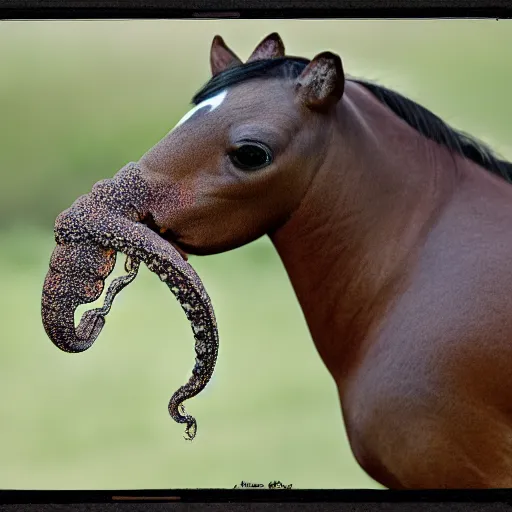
192,57,512,183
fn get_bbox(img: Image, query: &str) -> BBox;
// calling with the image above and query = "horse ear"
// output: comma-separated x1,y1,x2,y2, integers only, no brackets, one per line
247,32,285,62
210,35,243,76
295,51,345,111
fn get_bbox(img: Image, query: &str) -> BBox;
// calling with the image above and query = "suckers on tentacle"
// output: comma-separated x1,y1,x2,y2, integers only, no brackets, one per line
42,162,219,440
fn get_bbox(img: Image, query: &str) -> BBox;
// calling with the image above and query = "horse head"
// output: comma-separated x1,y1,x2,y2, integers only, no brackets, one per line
41,32,346,439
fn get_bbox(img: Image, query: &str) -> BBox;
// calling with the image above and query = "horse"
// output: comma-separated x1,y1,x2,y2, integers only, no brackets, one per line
42,32,512,489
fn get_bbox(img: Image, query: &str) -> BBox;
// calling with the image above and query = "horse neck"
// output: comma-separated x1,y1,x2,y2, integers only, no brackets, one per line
269,80,460,384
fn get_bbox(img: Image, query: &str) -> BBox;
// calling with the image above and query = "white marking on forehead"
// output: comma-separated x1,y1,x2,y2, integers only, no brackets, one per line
174,90,228,130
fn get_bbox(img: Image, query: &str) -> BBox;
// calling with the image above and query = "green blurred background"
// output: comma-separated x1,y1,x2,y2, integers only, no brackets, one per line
0,19,511,490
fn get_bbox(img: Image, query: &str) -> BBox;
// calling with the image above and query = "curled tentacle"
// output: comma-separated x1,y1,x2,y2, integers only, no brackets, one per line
77,257,141,337
42,243,117,352
41,163,219,439
42,246,140,353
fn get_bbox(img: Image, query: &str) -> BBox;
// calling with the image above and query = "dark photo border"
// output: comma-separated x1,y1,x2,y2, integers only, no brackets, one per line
1,1,512,510
1,0,512,19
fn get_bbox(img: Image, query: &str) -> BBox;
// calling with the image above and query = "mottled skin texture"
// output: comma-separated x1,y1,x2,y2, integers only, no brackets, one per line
42,164,218,440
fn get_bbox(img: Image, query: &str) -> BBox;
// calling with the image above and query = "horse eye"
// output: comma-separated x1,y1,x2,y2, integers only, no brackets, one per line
229,142,273,171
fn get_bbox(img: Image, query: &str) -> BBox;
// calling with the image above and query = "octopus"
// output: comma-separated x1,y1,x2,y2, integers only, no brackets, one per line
41,163,219,441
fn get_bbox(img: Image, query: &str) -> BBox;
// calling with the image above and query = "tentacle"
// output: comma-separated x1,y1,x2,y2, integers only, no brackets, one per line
42,163,219,440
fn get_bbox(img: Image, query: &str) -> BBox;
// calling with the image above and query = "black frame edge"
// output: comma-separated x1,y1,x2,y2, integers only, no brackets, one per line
1,0,512,19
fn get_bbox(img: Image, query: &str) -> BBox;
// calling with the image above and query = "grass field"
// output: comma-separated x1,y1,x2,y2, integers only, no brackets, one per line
0,19,511,490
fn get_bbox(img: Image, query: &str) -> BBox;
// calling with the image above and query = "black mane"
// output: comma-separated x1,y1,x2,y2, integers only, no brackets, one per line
192,57,310,105
192,57,512,183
